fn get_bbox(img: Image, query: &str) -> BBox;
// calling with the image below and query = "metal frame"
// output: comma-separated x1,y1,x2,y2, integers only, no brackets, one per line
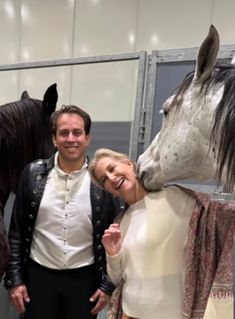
0,51,148,161
141,44,235,151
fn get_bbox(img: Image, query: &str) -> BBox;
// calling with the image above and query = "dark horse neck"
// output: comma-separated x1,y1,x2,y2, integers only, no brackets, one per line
0,209,9,281
0,82,58,282
0,177,11,215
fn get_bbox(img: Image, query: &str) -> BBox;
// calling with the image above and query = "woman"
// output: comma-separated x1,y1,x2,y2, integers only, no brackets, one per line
88,148,234,319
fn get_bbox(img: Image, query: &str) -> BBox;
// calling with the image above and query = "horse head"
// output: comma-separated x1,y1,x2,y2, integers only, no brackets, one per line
138,25,235,192
0,83,58,202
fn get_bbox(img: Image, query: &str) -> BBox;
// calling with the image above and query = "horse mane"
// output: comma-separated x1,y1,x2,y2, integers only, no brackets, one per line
172,60,235,191
0,97,52,191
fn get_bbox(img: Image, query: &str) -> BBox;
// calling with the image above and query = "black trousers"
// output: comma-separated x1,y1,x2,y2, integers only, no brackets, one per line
23,259,99,319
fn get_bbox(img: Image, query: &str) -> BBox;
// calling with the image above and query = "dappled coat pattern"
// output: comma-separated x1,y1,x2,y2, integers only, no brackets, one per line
138,25,235,193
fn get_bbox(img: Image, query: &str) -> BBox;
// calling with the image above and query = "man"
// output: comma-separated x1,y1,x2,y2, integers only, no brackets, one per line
4,105,122,319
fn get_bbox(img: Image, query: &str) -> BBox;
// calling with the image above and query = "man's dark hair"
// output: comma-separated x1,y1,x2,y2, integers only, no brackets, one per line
51,105,92,135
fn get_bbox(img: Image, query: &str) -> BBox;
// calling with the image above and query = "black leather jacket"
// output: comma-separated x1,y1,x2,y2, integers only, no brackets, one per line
4,156,122,295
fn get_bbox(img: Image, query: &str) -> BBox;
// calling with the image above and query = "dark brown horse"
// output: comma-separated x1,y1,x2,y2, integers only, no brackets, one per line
0,83,58,279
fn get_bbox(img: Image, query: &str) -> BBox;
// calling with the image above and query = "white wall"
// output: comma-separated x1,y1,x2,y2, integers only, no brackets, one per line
0,0,234,121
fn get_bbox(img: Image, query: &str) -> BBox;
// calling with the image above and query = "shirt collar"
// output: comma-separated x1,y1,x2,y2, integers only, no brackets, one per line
54,151,88,177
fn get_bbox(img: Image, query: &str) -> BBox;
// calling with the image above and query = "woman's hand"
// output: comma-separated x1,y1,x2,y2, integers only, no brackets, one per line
102,223,121,256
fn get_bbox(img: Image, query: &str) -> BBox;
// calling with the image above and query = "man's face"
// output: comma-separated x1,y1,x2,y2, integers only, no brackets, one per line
53,113,91,165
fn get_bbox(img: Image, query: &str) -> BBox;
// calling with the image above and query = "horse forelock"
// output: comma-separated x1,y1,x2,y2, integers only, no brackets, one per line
172,71,195,107
0,97,53,192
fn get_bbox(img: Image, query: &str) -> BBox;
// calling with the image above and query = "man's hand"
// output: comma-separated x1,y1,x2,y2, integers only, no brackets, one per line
8,284,30,313
90,288,110,314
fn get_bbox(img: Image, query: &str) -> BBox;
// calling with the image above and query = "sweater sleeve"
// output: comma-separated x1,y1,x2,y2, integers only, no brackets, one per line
106,251,122,286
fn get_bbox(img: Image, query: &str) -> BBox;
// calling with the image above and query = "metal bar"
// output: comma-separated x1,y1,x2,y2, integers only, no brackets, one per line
0,52,145,71
142,51,159,150
153,44,235,63
129,51,147,161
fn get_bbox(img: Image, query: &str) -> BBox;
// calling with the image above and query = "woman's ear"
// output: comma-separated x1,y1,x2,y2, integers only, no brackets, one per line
125,159,133,166
125,160,136,172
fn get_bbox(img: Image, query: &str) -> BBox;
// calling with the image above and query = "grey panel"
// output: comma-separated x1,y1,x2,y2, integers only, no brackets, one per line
88,121,132,157
151,61,194,140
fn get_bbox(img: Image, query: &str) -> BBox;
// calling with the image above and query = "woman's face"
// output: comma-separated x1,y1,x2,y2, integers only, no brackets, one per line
95,156,137,199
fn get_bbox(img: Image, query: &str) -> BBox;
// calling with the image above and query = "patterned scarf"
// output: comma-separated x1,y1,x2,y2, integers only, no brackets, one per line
182,187,234,318
107,186,235,319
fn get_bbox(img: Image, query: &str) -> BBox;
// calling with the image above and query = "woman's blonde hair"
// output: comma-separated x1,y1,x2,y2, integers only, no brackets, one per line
88,148,134,188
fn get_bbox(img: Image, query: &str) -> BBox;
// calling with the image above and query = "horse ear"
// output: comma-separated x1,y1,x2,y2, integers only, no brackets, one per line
43,83,58,114
21,91,30,99
193,25,220,84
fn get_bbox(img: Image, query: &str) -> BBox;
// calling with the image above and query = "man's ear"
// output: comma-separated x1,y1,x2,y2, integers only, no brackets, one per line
52,135,57,147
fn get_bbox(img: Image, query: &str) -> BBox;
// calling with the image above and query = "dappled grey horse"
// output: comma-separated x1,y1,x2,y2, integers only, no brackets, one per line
138,25,235,194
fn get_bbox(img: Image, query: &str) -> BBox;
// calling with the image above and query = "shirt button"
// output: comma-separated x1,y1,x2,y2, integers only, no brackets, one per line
31,202,36,207
29,214,33,219
33,188,38,194
27,227,32,232
97,245,102,250
96,220,101,226
96,206,101,212
96,234,101,239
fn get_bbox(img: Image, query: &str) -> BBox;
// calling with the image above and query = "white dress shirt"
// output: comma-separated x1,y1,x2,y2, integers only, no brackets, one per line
30,153,94,269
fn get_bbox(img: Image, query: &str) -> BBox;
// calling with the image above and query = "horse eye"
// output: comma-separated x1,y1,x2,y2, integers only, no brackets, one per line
159,109,168,117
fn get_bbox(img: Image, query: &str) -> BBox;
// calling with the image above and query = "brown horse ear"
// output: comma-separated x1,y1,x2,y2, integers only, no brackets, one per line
193,25,220,84
43,83,58,114
21,91,30,99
